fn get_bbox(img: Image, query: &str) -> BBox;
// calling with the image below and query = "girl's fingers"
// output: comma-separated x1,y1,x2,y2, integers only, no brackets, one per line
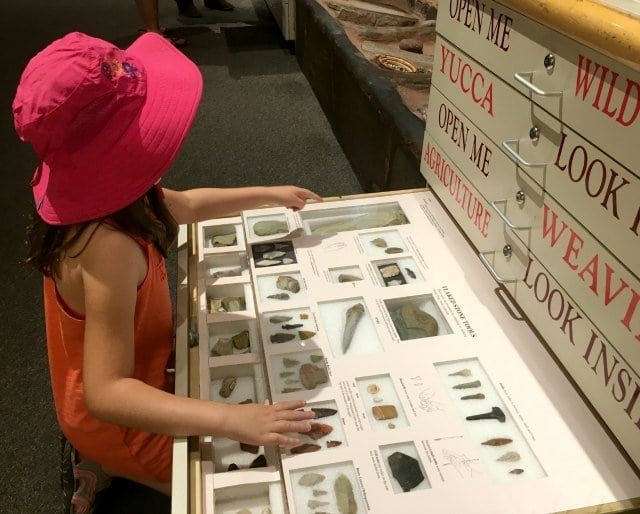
273,434,301,447
300,188,322,202
276,409,316,421
274,420,312,434
274,400,307,411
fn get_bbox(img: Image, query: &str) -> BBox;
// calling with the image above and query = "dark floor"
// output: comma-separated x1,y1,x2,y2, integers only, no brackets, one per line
0,0,361,512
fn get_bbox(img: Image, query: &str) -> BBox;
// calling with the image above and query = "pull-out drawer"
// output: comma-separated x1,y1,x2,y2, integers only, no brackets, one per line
421,132,501,251
426,84,640,274
436,0,640,175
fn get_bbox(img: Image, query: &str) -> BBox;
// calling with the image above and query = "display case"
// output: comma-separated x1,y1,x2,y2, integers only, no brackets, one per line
171,190,640,513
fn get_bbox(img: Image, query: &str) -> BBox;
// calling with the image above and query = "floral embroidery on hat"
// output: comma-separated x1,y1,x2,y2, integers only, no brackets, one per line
101,58,139,80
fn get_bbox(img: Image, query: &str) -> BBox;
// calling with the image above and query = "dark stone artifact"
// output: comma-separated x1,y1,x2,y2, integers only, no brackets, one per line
372,405,398,420
291,443,321,454
285,379,299,385
300,363,329,389
385,247,403,254
327,440,343,448
299,473,326,486
405,268,416,279
466,406,506,423
253,220,288,236
267,293,290,301
240,442,259,454
219,377,237,398
238,399,252,404
461,393,485,400
343,303,365,353
270,315,293,323
282,387,302,393
371,237,387,247
311,407,338,418
390,304,438,339
307,422,333,439
509,468,524,475
334,474,358,514
283,357,300,367
270,333,296,344
282,323,303,330
232,330,250,350
227,463,239,471
308,500,330,508
280,371,295,377
249,454,267,468
313,490,328,496
299,330,316,340
310,354,323,363
482,438,513,446
387,451,425,492
452,380,481,389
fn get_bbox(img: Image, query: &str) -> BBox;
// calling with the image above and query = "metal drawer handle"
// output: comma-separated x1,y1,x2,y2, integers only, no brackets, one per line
491,199,531,230
479,251,518,284
514,71,563,96
502,139,548,168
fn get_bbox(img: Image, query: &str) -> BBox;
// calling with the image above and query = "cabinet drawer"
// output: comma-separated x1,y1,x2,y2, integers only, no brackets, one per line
421,132,501,251
436,0,640,175
426,83,640,274
527,194,640,372
508,253,640,469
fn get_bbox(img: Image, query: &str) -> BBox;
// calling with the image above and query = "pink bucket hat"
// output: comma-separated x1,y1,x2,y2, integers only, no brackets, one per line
13,32,203,225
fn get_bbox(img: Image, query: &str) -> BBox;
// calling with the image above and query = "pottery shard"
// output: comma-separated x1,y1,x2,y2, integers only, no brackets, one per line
283,357,300,367
307,422,334,440
211,337,233,357
298,473,326,486
299,330,316,340
254,220,288,236
334,474,358,514
367,384,380,395
308,500,330,508
371,237,387,247
219,377,237,398
270,315,293,323
300,363,328,390
239,442,259,454
399,37,423,53
277,275,300,293
232,330,250,350
262,250,286,260
221,297,246,312
291,443,321,454
311,407,338,418
398,304,438,338
211,233,237,247
271,333,296,344
482,438,513,447
387,451,425,492
372,404,398,420
339,274,363,283
379,264,401,278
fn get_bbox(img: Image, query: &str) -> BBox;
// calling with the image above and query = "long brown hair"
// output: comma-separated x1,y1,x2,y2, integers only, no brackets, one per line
26,186,178,277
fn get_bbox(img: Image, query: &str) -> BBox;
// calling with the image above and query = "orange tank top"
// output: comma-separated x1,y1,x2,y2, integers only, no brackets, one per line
43,233,174,464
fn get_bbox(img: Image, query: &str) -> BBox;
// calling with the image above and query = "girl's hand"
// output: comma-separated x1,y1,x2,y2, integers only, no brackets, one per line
267,186,322,211
219,400,315,447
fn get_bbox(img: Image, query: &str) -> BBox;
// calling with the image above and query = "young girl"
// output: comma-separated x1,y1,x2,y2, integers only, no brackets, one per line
14,31,321,512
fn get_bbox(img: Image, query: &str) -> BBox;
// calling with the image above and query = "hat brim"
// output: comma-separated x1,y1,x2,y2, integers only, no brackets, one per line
34,33,203,225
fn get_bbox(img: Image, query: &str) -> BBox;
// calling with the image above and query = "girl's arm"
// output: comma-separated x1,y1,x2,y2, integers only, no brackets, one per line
81,227,314,445
162,186,322,224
